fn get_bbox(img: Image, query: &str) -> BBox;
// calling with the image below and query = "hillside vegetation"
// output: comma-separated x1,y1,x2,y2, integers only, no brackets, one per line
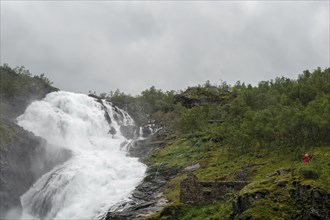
0,64,57,120
103,67,330,152
1,64,329,219
98,67,330,219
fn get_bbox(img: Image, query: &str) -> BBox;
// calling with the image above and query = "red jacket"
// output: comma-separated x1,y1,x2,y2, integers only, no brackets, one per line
303,155,310,163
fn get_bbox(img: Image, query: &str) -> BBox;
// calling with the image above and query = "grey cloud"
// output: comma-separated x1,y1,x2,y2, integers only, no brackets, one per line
1,1,329,95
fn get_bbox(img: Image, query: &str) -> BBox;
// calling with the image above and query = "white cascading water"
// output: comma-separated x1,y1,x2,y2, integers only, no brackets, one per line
17,91,146,219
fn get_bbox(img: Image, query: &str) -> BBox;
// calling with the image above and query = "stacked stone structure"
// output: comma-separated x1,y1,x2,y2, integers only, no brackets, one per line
180,174,249,204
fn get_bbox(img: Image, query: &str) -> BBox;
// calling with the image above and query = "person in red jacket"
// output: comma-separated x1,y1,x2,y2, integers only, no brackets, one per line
303,153,310,163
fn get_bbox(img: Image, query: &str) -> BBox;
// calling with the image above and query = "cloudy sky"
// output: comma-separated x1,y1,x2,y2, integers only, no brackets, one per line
1,1,329,95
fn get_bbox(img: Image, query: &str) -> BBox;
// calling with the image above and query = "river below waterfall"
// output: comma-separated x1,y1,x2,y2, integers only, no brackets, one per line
17,91,146,219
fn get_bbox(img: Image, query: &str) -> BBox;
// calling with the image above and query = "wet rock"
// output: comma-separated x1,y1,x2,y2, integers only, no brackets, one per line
141,126,152,138
108,127,116,136
120,125,137,139
103,130,176,220
104,176,169,220
130,202,154,211
132,191,147,200
128,130,167,161
104,110,112,125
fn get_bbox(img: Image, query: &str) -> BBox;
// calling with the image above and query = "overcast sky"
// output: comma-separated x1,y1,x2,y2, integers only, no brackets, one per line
1,1,329,95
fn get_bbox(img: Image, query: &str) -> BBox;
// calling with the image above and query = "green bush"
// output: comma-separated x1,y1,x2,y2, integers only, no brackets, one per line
299,168,320,180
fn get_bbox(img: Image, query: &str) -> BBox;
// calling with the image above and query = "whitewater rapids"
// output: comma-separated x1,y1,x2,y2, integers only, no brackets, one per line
17,91,146,219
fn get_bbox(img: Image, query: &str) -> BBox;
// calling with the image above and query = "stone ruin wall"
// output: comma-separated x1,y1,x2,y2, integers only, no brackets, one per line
180,174,249,204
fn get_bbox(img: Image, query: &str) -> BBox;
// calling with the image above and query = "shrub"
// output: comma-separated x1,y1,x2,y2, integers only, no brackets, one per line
299,168,320,179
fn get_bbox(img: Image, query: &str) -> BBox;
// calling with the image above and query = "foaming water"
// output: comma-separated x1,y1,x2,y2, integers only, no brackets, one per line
17,91,146,219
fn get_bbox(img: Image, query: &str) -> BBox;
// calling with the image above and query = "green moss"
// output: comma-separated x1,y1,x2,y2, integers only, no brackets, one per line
149,140,193,169
178,202,232,220
147,202,188,220
237,174,300,220
147,136,330,220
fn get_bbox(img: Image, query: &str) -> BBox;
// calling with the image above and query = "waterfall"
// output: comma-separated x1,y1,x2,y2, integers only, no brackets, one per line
17,91,146,219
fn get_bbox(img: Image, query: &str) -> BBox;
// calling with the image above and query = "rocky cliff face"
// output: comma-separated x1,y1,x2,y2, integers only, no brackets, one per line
0,118,71,218
230,178,330,220
290,181,330,220
174,86,230,108
230,191,266,220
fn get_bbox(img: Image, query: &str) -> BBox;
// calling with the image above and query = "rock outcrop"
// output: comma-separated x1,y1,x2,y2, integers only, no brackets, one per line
0,118,71,218
290,181,330,220
230,177,330,220
103,166,168,220
174,86,230,108
128,129,166,160
103,129,178,220
120,125,138,140
230,191,266,220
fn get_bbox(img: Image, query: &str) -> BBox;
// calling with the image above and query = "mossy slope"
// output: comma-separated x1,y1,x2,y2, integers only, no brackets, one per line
146,137,330,220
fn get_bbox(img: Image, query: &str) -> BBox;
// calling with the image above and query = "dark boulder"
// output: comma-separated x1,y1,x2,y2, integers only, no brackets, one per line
108,127,117,136
141,126,152,138
120,125,137,139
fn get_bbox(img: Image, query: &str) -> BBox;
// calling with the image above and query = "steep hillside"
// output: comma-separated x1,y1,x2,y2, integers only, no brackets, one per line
0,64,57,120
143,68,330,220
1,65,329,219
146,139,329,220
0,65,70,218
100,67,330,219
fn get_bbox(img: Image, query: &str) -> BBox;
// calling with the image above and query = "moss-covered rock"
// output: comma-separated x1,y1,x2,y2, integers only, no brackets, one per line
145,133,330,220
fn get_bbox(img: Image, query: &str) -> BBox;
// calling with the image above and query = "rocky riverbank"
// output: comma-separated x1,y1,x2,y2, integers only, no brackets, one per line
103,129,179,220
